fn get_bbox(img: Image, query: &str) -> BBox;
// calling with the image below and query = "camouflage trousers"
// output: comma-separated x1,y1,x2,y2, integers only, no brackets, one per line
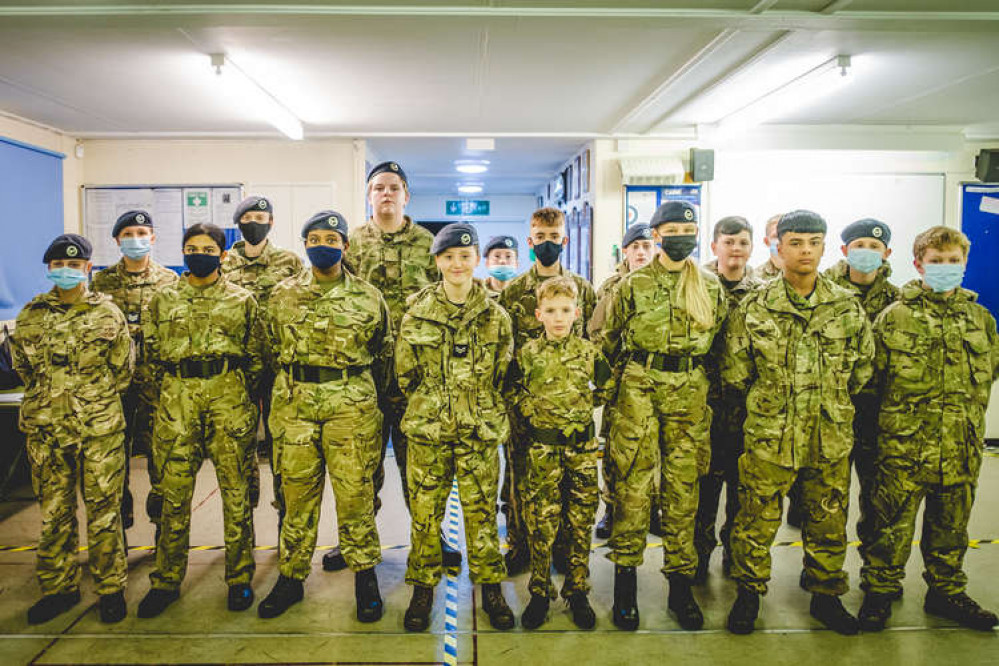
374,389,409,514
500,415,531,558
850,391,879,563
524,435,599,599
270,371,383,578
730,453,851,596
599,406,660,515
26,430,127,595
406,436,505,587
607,363,711,576
694,396,745,562
861,463,976,596
149,372,257,590
121,363,163,525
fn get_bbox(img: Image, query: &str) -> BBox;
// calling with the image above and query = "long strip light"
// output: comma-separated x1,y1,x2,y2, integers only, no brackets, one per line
210,53,304,140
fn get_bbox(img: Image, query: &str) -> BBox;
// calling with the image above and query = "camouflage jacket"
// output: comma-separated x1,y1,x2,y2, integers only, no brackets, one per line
92,258,178,363
498,264,596,351
722,275,875,468
265,268,394,396
143,274,265,390
703,260,762,404
873,280,999,484
587,261,629,341
12,288,133,438
824,259,900,323
345,216,439,333
506,334,613,432
222,240,303,307
396,282,513,446
754,258,782,282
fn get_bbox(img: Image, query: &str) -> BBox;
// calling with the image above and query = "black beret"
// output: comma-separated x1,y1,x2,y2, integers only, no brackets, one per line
111,209,153,237
650,201,698,227
431,223,478,255
43,233,92,263
367,161,408,185
776,210,827,238
301,210,349,242
483,235,517,257
841,218,890,246
233,195,273,224
622,223,654,248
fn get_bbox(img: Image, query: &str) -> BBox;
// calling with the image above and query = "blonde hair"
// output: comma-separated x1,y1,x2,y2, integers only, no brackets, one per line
530,207,565,229
913,225,970,261
764,213,782,239
536,275,578,305
678,258,715,331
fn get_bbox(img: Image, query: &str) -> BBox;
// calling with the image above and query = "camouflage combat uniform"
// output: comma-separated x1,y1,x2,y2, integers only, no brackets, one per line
143,274,263,591
823,259,899,559
723,275,874,595
397,281,512,587
345,216,439,511
694,261,761,567
505,334,613,599
265,269,393,578
92,259,178,525
602,259,725,575
754,259,781,282
12,288,133,595
861,281,999,596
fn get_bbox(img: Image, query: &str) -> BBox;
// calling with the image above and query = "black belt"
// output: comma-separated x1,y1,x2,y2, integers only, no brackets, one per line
165,356,244,379
631,350,703,373
528,422,595,446
287,363,367,383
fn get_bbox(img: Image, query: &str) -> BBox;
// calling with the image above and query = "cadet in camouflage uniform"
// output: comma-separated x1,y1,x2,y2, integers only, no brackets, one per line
506,276,613,630
498,207,596,575
12,234,133,625
858,226,999,633
754,213,784,282
823,218,899,567
694,216,761,584
93,210,178,532
588,223,657,541
138,223,264,618
397,223,515,632
222,195,302,513
723,210,874,636
602,202,726,632
257,210,393,621
483,235,519,295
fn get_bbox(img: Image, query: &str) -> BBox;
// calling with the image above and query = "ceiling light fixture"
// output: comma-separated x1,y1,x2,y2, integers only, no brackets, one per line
458,183,484,194
210,53,304,140
455,160,490,174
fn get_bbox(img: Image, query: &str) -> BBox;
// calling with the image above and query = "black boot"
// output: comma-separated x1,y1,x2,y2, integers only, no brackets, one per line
228,583,254,611
668,573,704,630
649,507,664,537
693,552,710,585
137,588,179,619
504,547,529,576
322,546,348,572
612,565,639,631
122,489,135,530
404,585,434,632
441,534,462,568
595,505,613,539
482,583,515,630
858,592,893,632
924,590,999,631
257,575,304,619
99,591,127,624
355,568,384,623
568,593,596,630
520,593,549,630
727,586,759,635
27,590,81,625
810,594,859,635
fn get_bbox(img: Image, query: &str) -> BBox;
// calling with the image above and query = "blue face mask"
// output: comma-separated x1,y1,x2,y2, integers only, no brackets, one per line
184,253,221,278
488,265,517,282
120,237,152,259
47,266,88,290
769,243,779,257
922,263,965,293
307,245,343,270
846,247,883,274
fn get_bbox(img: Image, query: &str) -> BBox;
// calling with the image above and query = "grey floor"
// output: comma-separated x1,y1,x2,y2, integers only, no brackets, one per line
1,447,997,666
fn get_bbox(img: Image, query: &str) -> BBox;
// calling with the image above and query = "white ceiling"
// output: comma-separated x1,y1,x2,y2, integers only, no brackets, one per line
1,1,998,194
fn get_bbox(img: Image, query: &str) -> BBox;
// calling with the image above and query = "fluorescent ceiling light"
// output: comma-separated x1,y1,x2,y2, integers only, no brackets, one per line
458,183,483,194
210,53,304,140
718,55,852,134
455,160,490,174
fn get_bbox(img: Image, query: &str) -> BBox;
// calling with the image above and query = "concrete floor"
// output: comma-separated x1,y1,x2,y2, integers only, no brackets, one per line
1,448,998,666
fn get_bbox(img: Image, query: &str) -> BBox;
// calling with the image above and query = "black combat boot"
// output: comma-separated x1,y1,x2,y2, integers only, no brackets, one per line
810,594,859,635
227,583,254,611
99,591,127,624
649,507,665,537
612,565,639,630
322,545,348,572
520,593,549,630
727,586,759,635
693,552,710,585
595,505,613,540
27,590,81,625
858,591,893,632
924,590,999,631
481,583,515,630
404,585,434,632
504,547,529,576
137,588,179,619
257,575,304,619
355,568,384,623
568,593,596,630
668,573,704,630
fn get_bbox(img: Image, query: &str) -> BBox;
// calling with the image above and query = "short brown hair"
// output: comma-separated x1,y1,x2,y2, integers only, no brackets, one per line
530,207,565,229
536,275,578,305
913,225,970,261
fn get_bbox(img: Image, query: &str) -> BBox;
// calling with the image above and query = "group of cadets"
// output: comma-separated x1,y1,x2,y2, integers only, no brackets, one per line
10,160,999,637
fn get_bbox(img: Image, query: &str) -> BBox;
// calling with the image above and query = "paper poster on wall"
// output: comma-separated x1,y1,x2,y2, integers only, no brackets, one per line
213,187,242,229
183,188,211,227
85,187,156,266
625,189,657,229
152,189,184,266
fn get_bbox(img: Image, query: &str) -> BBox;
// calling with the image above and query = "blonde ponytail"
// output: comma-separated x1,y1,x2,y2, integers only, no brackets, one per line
679,258,714,331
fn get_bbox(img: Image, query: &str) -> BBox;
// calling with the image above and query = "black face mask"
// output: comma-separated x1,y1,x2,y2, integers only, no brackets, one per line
184,253,221,278
659,234,698,262
533,240,563,267
239,222,270,245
